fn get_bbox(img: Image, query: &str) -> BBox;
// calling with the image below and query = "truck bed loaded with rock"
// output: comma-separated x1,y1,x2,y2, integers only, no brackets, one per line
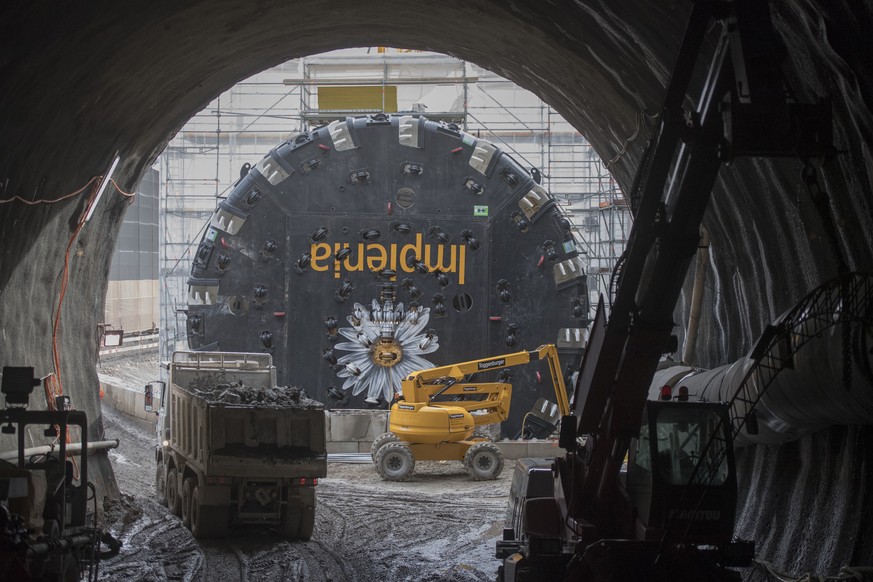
150,351,326,539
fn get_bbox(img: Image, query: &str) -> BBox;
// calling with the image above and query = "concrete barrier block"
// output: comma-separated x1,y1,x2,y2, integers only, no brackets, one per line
123,390,135,416
133,393,145,420
526,441,561,458
358,441,374,454
328,410,387,442
494,440,561,460
495,441,530,460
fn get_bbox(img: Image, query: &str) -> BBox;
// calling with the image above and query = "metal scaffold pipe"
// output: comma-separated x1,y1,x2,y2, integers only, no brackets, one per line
652,273,873,446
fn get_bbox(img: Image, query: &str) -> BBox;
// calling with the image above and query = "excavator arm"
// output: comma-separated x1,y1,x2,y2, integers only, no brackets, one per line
499,1,833,579
563,0,832,539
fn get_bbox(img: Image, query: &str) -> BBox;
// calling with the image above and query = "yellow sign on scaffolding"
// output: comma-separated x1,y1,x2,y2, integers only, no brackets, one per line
375,47,422,54
317,85,398,112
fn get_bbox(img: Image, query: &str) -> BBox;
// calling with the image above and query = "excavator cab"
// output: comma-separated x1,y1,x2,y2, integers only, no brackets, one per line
626,401,739,547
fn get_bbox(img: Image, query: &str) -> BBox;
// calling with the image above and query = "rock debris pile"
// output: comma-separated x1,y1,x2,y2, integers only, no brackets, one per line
186,376,323,409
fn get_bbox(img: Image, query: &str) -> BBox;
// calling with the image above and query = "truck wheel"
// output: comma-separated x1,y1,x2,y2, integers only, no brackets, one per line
181,478,195,528
155,463,167,506
281,487,316,541
374,441,415,481
282,504,316,541
298,487,316,541
280,503,304,540
298,505,315,541
464,441,504,480
166,468,182,516
190,486,228,539
370,432,399,461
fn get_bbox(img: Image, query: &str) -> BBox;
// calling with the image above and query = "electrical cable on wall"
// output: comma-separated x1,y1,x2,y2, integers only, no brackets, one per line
29,167,137,480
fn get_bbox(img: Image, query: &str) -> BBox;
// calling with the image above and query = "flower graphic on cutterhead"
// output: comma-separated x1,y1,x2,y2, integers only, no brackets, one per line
333,297,439,404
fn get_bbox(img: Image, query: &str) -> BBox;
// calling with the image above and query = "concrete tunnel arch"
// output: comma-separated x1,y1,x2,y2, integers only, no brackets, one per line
1,0,872,574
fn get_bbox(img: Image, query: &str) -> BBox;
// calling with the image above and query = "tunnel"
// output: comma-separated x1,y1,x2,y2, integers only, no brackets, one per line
0,0,871,575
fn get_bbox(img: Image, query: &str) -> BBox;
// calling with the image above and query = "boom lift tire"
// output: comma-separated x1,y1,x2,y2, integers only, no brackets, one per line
181,478,195,527
375,441,415,481
190,486,229,539
370,432,400,461
156,463,167,506
166,467,182,517
464,441,504,480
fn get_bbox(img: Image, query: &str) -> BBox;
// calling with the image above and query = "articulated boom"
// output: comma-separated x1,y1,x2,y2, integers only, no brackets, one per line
402,343,570,417
394,344,571,443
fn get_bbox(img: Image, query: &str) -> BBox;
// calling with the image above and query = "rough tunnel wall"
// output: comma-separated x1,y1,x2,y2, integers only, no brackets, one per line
735,426,873,572
1,0,872,571
684,1,873,571
0,182,128,499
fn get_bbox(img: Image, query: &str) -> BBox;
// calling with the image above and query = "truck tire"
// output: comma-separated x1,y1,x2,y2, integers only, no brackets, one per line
299,505,315,541
374,441,415,481
190,486,228,539
280,505,300,539
281,486,316,541
464,441,504,480
281,504,316,541
181,478,195,527
370,432,399,461
155,463,167,506
166,467,182,517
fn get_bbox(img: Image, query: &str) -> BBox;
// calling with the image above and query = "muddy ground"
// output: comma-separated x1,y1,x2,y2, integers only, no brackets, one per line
97,386,512,582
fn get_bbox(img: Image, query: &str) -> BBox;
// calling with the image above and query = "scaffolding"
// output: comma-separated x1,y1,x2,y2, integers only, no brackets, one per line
158,49,630,359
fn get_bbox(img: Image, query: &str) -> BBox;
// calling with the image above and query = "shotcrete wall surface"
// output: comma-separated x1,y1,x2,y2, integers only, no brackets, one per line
1,0,871,572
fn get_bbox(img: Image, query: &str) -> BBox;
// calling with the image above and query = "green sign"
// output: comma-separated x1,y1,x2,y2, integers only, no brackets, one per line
474,205,489,217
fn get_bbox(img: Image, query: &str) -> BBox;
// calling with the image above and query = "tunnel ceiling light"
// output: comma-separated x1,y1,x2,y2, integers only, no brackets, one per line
85,155,120,222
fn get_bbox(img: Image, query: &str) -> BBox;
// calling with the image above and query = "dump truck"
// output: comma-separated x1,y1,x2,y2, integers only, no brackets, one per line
149,351,326,540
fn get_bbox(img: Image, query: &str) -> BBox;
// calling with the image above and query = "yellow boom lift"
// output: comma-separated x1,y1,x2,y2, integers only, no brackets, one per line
371,344,571,481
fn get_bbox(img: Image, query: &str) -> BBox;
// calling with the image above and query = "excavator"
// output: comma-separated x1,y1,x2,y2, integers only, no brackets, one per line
371,344,570,481
496,0,834,580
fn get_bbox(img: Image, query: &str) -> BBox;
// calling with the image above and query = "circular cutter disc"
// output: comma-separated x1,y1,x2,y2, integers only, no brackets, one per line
186,115,589,436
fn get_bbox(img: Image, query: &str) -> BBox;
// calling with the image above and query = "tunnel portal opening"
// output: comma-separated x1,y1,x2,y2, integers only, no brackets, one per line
1,1,872,576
